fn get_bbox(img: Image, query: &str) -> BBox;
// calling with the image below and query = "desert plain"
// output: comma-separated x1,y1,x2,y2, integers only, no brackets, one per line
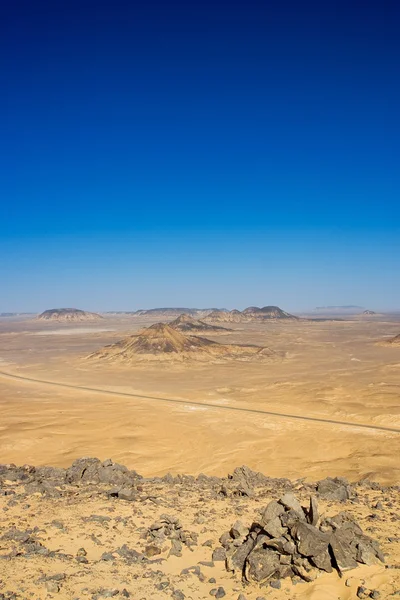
0,312,399,483
1,311,400,600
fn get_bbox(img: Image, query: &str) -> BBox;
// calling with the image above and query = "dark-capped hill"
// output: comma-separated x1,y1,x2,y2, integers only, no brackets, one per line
243,305,298,319
169,313,232,333
37,308,103,322
87,322,275,363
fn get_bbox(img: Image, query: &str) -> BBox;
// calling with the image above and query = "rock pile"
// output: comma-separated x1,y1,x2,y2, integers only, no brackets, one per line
222,492,384,585
146,514,199,557
0,457,142,498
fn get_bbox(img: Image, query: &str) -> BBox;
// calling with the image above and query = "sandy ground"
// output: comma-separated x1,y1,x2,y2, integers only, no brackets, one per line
0,314,399,484
0,463,399,600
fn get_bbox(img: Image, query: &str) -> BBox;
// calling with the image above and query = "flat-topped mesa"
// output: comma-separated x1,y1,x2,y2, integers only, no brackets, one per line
87,322,275,363
37,308,103,322
169,313,232,332
205,305,298,323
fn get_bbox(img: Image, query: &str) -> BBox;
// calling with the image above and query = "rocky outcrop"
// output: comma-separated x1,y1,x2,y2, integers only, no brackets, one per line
316,476,352,501
224,493,384,585
0,458,396,598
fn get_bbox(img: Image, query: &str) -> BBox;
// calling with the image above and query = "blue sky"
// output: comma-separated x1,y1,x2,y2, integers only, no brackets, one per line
1,1,399,312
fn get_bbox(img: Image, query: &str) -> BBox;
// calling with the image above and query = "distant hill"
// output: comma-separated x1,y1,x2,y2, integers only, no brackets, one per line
314,305,364,315
205,306,298,323
37,308,103,322
169,314,232,333
204,309,248,323
362,310,376,315
87,322,274,363
316,305,363,310
381,334,400,347
134,307,225,318
243,306,298,320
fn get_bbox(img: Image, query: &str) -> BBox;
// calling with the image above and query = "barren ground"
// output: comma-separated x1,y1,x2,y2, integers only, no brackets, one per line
0,314,399,484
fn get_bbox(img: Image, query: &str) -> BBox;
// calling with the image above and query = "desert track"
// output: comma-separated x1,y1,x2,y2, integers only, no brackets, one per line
1,369,400,434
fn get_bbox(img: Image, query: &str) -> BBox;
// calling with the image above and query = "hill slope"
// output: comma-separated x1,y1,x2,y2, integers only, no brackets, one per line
382,333,400,347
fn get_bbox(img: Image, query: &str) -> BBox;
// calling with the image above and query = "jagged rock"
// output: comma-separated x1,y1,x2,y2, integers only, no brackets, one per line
116,545,145,563
356,542,380,565
145,544,162,557
226,537,256,573
230,520,249,539
263,516,285,538
219,531,232,548
225,493,384,586
279,492,304,517
317,477,351,501
212,547,226,561
310,548,333,572
292,522,330,557
280,508,304,528
329,532,358,573
245,547,280,582
308,496,319,526
292,563,319,582
66,458,141,486
45,581,60,593
169,539,182,557
114,487,137,501
264,537,295,555
261,500,284,524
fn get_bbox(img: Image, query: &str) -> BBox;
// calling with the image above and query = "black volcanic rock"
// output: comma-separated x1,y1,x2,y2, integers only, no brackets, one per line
226,494,383,584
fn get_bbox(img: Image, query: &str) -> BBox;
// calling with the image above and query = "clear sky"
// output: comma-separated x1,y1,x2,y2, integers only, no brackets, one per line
1,1,399,312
